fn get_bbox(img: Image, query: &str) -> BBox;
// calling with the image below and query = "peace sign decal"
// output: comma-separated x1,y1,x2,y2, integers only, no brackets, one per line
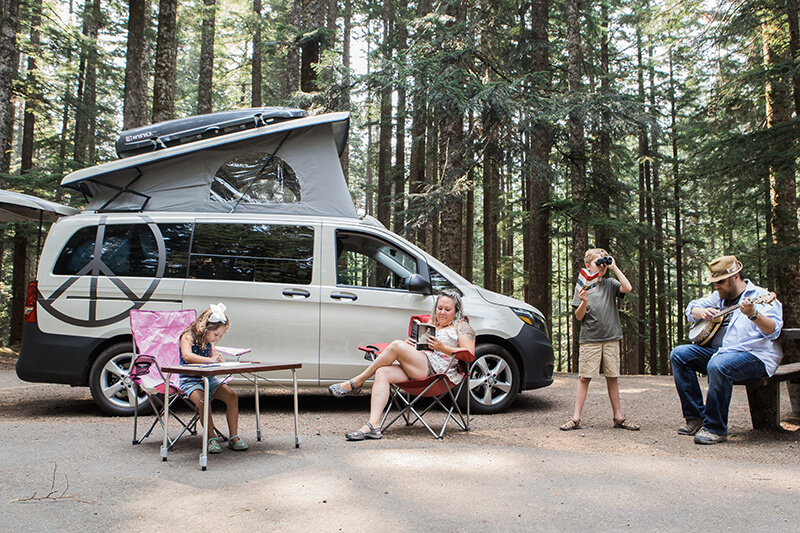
38,215,167,327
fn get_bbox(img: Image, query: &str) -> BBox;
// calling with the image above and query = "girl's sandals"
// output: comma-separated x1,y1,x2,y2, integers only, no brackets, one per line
613,418,640,431
559,418,581,431
207,437,222,454
345,422,382,441
328,379,362,398
227,434,249,451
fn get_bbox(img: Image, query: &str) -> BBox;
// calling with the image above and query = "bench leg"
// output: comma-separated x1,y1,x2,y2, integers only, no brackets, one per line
788,381,800,416
745,383,781,430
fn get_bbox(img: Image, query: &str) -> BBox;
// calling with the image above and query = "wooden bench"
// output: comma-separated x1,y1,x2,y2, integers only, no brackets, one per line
737,328,800,430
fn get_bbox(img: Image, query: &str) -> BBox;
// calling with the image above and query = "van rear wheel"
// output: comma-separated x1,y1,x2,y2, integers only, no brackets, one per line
89,342,151,416
466,344,520,414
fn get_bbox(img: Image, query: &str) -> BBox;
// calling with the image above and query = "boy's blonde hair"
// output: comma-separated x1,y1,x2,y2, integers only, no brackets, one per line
584,248,609,265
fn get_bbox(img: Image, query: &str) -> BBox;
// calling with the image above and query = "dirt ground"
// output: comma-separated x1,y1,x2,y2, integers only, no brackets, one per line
2,350,798,466
2,349,800,532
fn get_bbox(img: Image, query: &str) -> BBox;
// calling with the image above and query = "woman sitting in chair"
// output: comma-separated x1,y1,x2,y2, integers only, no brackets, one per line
329,290,476,441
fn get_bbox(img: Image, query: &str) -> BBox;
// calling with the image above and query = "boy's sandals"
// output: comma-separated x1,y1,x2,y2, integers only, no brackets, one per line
328,379,362,398
613,418,640,431
345,422,383,441
227,434,249,451
559,418,581,431
207,437,222,454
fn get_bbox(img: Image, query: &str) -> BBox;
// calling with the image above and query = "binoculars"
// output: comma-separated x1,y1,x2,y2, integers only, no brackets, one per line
595,256,613,267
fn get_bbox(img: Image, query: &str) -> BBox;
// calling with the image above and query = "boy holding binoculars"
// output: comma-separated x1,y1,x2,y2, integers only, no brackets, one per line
560,248,640,431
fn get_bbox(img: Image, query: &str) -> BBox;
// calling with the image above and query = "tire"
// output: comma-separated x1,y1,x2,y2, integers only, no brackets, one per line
89,342,151,416
466,343,520,414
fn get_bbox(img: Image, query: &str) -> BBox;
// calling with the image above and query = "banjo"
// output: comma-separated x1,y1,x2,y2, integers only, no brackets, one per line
688,292,776,346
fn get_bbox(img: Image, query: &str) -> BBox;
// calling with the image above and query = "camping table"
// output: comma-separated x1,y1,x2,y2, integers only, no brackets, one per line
160,362,302,470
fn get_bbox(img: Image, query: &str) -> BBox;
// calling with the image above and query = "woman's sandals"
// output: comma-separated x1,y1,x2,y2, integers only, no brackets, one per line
345,422,383,441
328,379,362,397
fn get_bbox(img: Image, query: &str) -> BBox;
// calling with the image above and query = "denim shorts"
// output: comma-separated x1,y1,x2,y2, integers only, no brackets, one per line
179,374,225,399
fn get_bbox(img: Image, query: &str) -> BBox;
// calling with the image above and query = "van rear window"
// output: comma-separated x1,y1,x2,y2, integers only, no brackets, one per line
53,223,192,278
189,223,313,284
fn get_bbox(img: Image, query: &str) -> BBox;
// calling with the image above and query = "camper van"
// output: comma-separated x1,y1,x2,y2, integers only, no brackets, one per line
16,109,554,416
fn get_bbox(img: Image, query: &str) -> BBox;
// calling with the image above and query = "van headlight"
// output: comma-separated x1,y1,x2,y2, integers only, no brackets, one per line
511,307,548,335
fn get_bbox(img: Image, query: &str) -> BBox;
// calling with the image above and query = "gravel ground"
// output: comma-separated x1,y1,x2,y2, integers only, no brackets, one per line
2,352,799,532
1,355,798,465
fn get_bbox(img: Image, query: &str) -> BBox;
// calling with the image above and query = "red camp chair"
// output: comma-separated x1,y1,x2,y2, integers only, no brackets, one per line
129,309,203,449
359,314,475,439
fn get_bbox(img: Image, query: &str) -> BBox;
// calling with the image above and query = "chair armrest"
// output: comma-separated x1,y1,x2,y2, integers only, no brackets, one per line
452,349,475,363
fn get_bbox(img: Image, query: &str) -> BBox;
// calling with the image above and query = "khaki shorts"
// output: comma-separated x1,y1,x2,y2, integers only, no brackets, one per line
578,341,621,378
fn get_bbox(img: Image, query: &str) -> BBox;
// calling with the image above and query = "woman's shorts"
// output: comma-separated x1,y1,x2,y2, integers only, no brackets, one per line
578,341,621,378
179,374,225,399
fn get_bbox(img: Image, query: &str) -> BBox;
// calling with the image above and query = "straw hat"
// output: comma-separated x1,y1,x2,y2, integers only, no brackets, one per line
707,255,743,283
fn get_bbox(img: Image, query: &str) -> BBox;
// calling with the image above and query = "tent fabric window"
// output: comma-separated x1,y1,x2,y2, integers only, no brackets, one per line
211,152,301,205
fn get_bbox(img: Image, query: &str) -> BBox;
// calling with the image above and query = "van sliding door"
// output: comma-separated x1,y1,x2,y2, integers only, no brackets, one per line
182,221,320,383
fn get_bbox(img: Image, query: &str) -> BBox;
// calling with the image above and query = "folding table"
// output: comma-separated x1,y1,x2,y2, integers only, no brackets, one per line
160,362,301,470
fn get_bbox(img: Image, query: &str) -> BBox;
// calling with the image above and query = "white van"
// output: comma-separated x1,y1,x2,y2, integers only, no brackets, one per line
16,109,554,415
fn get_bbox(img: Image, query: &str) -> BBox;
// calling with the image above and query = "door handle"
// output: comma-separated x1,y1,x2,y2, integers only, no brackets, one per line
330,292,358,301
282,289,311,298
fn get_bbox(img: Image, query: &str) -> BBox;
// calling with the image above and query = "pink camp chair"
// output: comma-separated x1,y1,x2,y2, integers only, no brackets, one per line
359,314,475,439
129,309,203,448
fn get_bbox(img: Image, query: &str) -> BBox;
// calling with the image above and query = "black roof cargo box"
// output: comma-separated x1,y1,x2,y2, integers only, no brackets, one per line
115,107,308,158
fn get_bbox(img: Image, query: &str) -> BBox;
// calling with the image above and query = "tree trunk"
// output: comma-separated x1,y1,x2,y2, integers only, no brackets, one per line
764,21,800,364
74,0,100,165
340,0,350,180
152,0,178,123
0,0,19,176
392,20,407,235
483,142,499,292
21,0,42,172
670,51,684,342
197,0,216,115
251,0,262,107
9,227,28,346
567,0,587,367
525,0,551,330
123,0,149,130
299,0,323,93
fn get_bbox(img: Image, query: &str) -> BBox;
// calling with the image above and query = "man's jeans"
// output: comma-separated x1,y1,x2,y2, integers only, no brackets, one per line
670,344,767,435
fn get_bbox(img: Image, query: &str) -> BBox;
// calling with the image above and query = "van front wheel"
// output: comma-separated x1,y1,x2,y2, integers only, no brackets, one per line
89,343,151,416
467,344,520,414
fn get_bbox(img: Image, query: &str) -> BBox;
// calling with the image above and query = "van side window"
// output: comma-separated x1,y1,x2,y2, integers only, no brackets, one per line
336,232,418,290
211,152,301,204
53,223,192,278
429,267,462,295
189,223,313,284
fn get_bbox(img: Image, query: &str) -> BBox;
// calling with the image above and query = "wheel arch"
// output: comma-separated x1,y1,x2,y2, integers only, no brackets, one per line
475,333,524,386
81,334,133,386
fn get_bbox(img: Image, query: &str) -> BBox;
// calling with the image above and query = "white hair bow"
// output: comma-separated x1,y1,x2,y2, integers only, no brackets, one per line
208,302,228,323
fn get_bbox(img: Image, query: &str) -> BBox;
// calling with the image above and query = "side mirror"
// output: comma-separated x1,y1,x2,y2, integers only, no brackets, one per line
406,273,432,295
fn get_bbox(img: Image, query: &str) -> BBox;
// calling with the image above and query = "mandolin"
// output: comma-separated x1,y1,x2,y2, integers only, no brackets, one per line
688,292,776,346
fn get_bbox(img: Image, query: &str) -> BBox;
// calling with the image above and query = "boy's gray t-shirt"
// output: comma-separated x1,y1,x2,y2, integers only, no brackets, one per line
571,277,623,343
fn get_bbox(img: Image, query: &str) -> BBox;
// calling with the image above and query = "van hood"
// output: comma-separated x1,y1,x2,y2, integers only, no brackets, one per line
475,287,536,313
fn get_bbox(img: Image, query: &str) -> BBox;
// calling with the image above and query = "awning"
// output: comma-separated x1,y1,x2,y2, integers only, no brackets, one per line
0,189,80,222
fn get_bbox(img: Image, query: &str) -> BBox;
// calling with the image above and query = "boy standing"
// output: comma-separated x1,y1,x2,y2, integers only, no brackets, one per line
560,248,639,431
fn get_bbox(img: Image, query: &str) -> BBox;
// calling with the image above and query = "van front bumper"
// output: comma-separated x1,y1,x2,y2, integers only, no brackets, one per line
509,322,555,390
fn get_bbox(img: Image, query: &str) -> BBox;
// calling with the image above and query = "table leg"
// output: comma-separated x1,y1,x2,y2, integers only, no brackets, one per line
200,376,209,471
161,372,171,461
254,373,262,441
293,369,301,448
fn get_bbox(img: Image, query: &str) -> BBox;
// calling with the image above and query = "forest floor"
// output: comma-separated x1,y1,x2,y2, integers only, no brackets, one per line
1,349,798,531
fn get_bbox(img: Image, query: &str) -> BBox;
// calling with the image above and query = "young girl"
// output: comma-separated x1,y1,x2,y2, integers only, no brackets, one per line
179,303,249,453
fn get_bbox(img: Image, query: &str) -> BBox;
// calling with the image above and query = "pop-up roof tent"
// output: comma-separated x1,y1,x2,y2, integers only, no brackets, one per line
61,110,357,218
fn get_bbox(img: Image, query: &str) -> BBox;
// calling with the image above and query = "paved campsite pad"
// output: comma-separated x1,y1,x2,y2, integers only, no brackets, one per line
1,364,798,532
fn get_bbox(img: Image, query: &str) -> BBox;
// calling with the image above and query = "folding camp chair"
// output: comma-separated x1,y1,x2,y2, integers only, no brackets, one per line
359,314,476,439
129,309,204,449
